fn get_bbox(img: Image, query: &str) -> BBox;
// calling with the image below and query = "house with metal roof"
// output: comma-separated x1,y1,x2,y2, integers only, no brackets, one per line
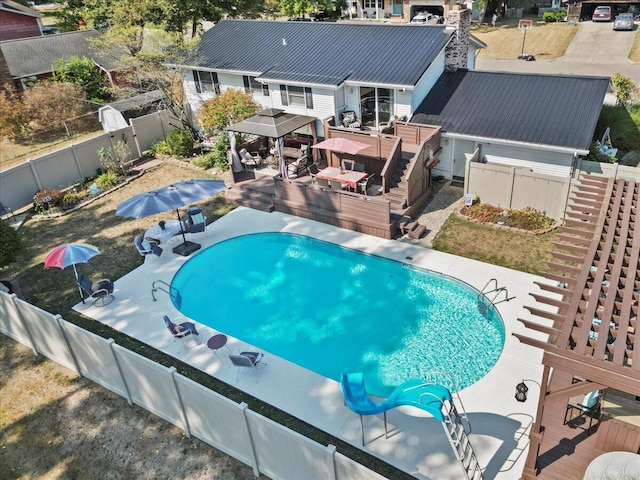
412,69,610,181
0,30,118,91
184,8,478,136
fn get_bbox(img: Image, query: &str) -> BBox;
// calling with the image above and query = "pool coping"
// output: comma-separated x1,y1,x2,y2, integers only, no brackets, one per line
75,207,555,480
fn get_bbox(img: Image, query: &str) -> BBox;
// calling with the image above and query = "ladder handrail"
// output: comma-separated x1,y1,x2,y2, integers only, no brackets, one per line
489,287,509,305
479,278,498,296
151,279,181,304
427,371,472,434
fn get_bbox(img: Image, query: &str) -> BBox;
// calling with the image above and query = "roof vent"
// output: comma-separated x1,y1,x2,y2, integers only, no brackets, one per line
282,38,287,46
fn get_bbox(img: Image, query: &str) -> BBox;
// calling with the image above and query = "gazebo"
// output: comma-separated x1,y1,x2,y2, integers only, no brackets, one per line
227,108,317,178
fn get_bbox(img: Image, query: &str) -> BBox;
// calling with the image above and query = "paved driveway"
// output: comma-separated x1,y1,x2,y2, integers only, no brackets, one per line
477,21,640,84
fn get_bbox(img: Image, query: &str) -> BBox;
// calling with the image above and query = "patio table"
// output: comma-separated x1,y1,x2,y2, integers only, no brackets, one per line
316,167,368,191
145,219,183,244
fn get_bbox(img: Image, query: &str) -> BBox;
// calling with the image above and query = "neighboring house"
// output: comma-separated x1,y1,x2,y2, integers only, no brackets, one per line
185,8,481,136
0,0,43,41
412,70,610,181
0,30,119,91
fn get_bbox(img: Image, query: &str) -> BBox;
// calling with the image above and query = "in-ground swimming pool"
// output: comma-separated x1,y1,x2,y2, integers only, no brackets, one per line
171,233,504,397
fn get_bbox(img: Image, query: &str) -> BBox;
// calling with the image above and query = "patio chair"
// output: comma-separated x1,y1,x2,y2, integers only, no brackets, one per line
186,207,206,234
239,148,262,170
341,159,355,171
329,180,347,192
317,177,329,188
307,163,319,184
134,235,162,258
354,162,366,172
229,351,265,383
163,315,199,353
0,202,16,222
564,390,602,431
77,273,114,306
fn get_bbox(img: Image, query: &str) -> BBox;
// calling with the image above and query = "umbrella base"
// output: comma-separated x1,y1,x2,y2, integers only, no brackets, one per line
172,241,201,256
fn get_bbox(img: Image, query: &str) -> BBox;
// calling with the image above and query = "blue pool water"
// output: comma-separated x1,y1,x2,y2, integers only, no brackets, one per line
171,233,504,397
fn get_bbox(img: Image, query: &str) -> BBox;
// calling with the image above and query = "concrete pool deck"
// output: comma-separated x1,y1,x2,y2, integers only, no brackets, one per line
75,207,555,480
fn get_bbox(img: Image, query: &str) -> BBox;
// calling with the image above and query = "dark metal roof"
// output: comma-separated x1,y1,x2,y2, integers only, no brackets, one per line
0,30,117,78
411,69,609,151
228,108,316,138
197,20,452,87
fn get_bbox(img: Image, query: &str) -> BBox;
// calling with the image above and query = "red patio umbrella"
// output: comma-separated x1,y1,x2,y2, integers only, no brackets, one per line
312,137,369,156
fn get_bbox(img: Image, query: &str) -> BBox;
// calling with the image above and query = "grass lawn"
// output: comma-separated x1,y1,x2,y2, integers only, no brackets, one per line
433,213,558,275
629,29,640,62
472,18,578,60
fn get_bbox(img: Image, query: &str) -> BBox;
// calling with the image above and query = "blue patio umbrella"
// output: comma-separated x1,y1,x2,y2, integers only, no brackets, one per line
116,179,226,256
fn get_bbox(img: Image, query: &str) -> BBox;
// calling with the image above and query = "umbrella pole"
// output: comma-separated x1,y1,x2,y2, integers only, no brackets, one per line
176,208,187,244
73,264,85,303
172,208,201,256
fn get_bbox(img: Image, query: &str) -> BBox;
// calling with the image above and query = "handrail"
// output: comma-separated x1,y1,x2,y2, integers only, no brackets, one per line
480,278,498,296
427,370,471,434
489,287,509,305
151,279,181,306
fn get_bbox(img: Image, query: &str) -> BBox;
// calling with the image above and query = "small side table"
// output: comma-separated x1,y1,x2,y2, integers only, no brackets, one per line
207,334,231,363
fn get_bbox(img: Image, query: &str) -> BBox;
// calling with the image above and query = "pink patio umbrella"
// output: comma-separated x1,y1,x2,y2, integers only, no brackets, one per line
44,243,101,301
312,137,369,156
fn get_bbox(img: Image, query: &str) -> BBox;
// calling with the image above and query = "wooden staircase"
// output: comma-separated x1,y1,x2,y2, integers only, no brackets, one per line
385,155,411,211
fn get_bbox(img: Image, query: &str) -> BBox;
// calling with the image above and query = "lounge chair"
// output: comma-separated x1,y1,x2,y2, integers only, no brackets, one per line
307,163,320,184
186,207,206,234
564,390,602,431
77,273,114,306
163,315,199,353
239,148,262,169
229,351,265,383
134,235,162,258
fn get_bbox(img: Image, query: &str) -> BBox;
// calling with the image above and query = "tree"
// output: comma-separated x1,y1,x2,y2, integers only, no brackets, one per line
611,73,637,106
0,89,27,141
279,0,328,18
22,82,88,136
52,56,113,103
196,89,260,134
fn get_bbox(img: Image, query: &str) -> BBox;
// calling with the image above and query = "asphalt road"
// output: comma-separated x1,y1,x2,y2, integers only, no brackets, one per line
477,21,640,84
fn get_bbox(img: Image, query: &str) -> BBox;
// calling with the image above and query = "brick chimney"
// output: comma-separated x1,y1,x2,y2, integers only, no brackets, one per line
444,5,472,70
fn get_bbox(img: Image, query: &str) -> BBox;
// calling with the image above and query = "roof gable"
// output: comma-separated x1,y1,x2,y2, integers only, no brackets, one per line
197,20,452,88
0,0,42,18
0,30,116,78
411,69,609,151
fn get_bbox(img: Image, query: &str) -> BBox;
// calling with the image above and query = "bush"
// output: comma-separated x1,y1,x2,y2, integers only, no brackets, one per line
193,151,216,169
98,141,131,177
0,219,20,268
196,89,259,132
150,139,172,156
33,188,62,214
22,82,88,138
95,172,118,189
211,134,231,170
543,9,566,22
61,190,87,209
165,130,194,157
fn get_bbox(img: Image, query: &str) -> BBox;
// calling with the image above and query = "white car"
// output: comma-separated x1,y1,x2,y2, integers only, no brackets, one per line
410,13,440,25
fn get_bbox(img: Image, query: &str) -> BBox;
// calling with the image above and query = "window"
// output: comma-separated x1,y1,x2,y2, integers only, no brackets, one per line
363,0,384,8
193,70,219,94
243,75,267,95
279,85,313,109
359,87,394,127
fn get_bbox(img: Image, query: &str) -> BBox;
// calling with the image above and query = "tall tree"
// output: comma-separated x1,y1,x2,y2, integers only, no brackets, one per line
52,56,112,103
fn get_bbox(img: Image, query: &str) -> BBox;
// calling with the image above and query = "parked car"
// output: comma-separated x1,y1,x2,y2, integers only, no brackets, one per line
592,6,612,21
410,13,440,25
41,26,60,35
613,13,635,30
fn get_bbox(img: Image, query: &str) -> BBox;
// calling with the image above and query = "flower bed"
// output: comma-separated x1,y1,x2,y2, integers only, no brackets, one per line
457,203,558,235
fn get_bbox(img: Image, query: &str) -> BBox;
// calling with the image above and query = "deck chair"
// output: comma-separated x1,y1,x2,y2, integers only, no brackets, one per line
354,162,366,172
186,207,206,234
229,351,265,383
329,180,347,192
307,163,320,184
317,177,329,188
0,202,16,222
239,148,262,169
341,159,355,171
564,390,602,431
77,273,114,306
163,315,199,353
134,235,162,258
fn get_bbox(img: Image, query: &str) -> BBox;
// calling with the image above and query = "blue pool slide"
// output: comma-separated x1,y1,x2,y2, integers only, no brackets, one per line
341,372,452,421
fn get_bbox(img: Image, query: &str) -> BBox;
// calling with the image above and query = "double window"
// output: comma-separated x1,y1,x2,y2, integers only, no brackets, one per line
193,70,220,94
279,85,313,109
363,0,384,8
243,75,269,96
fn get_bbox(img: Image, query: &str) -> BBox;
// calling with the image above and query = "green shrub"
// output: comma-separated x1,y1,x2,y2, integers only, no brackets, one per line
61,191,86,209
543,9,566,22
165,129,194,158
193,151,216,169
33,188,62,214
150,139,172,156
595,105,640,151
95,172,118,190
0,219,20,268
212,134,231,170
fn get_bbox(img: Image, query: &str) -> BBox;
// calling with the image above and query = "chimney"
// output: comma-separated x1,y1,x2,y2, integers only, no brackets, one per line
444,5,471,70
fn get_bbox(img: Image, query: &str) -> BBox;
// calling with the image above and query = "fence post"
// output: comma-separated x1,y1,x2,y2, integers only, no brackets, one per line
158,111,168,139
130,119,144,158
27,159,44,192
169,367,190,438
54,315,81,376
326,444,337,480
108,340,132,405
70,144,86,180
11,294,38,355
240,402,260,477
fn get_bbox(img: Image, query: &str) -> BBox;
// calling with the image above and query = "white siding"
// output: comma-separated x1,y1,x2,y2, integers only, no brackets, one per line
266,83,332,135
467,45,477,69
481,143,573,177
433,134,453,179
411,49,445,112
395,89,412,120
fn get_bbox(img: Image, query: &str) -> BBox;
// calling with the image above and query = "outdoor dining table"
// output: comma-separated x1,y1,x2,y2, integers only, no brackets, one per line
316,167,368,191
145,219,183,244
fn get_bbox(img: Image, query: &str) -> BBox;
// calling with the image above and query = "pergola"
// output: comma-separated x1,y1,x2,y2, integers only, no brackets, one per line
515,174,640,478
227,108,317,177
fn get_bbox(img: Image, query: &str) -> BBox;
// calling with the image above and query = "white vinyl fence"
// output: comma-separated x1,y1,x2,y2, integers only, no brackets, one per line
0,291,386,480
0,110,179,213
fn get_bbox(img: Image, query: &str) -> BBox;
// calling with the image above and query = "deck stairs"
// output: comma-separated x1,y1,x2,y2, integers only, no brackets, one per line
385,154,412,211
225,185,274,213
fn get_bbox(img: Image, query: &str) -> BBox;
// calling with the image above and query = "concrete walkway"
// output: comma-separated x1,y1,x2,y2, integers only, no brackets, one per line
398,182,464,248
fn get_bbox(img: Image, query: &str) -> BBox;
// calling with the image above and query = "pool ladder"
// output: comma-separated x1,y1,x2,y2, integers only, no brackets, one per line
478,278,509,312
151,280,181,307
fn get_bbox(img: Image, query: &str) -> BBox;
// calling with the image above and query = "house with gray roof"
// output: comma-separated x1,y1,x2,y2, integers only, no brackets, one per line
185,7,608,181
0,29,118,91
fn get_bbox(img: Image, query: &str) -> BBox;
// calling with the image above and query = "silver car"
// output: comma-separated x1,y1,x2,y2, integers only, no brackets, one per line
613,13,635,30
